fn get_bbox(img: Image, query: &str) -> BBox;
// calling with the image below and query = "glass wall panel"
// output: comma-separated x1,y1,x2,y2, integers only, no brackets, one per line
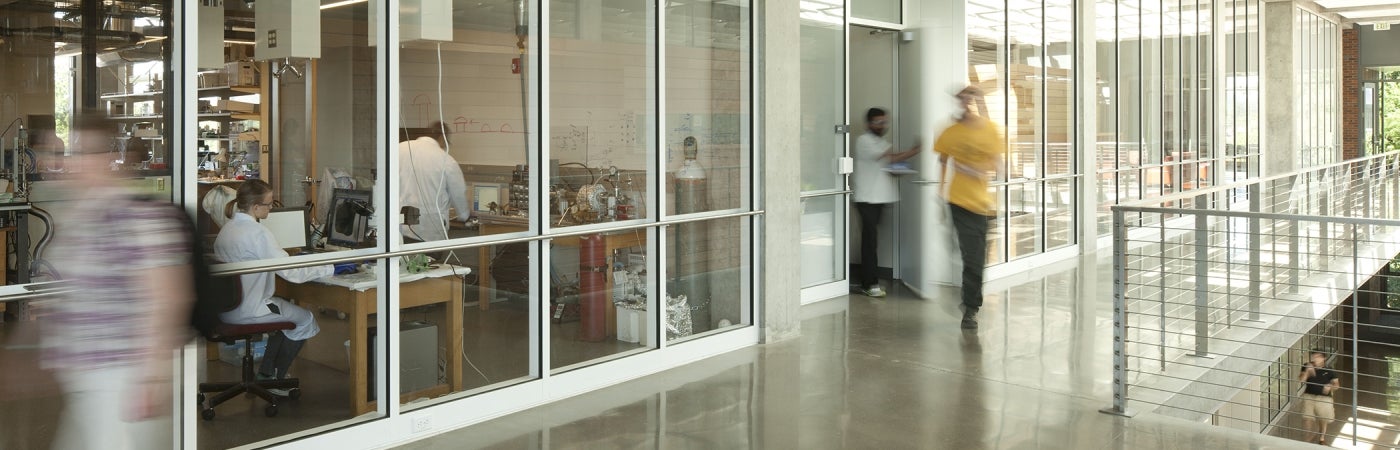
968,0,1007,265
197,1,384,447
1046,178,1074,249
1161,0,1180,191
1007,0,1043,183
398,241,532,408
394,0,531,243
801,196,847,288
971,0,1089,262
1246,0,1260,178
198,2,381,256
1007,180,1041,259
1092,0,1262,235
1295,9,1338,168
2,3,177,447
1095,0,1118,235
798,1,846,291
665,0,752,216
199,262,359,448
550,0,655,227
1196,2,1213,186
1118,3,1143,205
1046,0,1074,178
853,0,902,24
550,230,652,371
967,0,1005,126
800,2,846,193
393,0,543,409
667,216,751,343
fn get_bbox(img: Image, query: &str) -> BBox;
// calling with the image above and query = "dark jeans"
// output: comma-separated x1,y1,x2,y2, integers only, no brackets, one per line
854,202,885,289
950,204,989,310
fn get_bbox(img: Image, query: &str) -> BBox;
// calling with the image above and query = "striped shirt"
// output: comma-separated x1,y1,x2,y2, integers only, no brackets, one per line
43,189,191,371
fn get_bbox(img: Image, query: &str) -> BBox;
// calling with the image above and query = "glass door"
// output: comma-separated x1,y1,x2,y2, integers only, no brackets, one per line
798,2,849,302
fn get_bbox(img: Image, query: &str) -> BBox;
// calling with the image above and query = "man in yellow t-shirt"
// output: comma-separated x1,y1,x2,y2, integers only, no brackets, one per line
933,86,1005,330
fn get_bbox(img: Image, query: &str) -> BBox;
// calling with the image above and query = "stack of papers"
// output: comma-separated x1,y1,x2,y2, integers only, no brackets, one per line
315,265,472,292
884,161,918,175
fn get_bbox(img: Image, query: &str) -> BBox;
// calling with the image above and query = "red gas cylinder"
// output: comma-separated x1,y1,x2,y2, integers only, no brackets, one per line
578,233,608,342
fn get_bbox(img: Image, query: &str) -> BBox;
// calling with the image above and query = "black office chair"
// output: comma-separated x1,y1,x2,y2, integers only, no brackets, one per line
197,276,301,420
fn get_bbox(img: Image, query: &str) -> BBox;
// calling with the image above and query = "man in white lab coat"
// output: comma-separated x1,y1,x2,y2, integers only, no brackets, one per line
399,121,471,244
852,107,919,298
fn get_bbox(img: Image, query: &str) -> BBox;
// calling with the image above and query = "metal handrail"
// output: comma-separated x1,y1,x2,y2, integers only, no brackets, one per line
1105,153,1400,448
212,209,764,277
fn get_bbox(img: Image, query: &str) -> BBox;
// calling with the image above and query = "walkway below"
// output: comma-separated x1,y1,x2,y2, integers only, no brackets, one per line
395,254,1319,449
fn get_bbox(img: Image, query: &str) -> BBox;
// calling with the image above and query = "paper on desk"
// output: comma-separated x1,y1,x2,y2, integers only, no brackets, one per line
314,265,471,292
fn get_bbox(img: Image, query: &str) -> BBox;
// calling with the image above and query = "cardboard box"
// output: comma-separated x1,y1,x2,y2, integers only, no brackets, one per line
216,99,256,113
226,61,257,87
198,72,228,88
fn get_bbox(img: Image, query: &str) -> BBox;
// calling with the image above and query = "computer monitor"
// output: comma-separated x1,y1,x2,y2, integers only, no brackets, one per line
472,183,502,213
325,188,373,248
263,206,311,250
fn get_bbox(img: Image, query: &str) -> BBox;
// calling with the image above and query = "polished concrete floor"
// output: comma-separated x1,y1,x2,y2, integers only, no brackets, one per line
394,255,1324,449
0,253,1375,449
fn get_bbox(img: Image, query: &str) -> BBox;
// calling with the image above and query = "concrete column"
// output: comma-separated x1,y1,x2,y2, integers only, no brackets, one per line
1262,2,1297,176
759,0,803,343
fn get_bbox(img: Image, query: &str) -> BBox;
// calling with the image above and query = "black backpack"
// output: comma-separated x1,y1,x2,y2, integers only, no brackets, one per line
186,209,241,340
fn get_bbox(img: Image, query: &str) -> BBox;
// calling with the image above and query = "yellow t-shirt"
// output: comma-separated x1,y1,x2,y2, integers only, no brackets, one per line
933,119,1005,216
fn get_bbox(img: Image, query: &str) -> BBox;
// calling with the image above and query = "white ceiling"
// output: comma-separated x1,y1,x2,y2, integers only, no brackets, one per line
1314,0,1400,25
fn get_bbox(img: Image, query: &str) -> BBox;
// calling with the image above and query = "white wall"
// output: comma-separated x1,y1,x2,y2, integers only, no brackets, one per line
899,0,967,296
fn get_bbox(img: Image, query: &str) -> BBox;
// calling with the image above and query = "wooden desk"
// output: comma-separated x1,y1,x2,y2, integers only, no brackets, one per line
477,220,645,338
275,273,464,415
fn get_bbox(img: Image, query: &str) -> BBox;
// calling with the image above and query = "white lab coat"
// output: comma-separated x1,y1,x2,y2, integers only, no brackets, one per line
214,212,333,340
852,132,898,204
398,137,470,242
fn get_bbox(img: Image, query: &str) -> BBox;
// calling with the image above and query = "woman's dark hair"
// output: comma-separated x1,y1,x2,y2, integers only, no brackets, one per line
234,179,274,212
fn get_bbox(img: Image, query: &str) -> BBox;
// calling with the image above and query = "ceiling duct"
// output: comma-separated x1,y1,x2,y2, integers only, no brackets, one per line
0,26,144,46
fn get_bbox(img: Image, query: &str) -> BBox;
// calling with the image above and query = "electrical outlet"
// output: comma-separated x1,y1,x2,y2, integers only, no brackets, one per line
411,415,433,433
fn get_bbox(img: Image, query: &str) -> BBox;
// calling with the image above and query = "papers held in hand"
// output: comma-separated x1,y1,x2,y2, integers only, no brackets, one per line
884,161,918,175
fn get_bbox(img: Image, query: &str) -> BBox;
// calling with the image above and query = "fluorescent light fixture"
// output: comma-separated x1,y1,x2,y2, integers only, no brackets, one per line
321,0,367,9
224,39,256,45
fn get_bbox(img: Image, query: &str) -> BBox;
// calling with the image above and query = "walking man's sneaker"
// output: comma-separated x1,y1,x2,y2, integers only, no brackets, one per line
961,307,979,330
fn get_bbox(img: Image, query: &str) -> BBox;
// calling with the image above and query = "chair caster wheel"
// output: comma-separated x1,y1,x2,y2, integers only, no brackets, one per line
265,404,278,417
197,393,205,405
336,311,347,320
287,388,301,400
201,408,215,421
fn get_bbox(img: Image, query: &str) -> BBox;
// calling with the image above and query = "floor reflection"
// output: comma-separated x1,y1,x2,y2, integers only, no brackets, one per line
398,255,1316,449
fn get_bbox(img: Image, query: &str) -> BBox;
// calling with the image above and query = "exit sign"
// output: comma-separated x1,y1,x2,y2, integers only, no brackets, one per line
1377,23,1391,31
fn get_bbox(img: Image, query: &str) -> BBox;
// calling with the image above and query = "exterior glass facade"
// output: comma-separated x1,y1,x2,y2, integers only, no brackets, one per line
1297,9,1340,168
967,0,1079,264
1093,0,1264,235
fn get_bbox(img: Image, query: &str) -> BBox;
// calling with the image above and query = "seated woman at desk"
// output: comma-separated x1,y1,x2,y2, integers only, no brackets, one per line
214,179,334,380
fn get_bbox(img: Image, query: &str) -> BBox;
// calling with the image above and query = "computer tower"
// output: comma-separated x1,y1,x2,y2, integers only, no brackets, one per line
367,321,439,401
